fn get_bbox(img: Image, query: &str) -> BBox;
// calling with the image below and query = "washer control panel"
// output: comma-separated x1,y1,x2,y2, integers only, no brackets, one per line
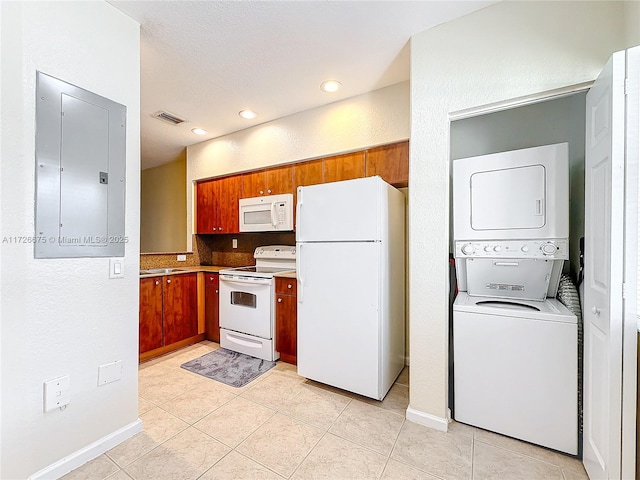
455,239,568,259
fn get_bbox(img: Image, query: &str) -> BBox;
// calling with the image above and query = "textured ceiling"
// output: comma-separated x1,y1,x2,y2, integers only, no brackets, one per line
108,1,494,170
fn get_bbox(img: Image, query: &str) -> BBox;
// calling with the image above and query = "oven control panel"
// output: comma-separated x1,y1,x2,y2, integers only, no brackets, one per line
455,239,568,260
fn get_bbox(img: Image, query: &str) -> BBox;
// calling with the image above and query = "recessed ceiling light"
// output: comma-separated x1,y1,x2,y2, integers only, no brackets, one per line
320,80,342,93
239,110,258,120
191,128,207,135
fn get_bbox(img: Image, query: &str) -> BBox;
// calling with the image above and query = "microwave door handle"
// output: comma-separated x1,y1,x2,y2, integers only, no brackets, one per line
271,201,278,227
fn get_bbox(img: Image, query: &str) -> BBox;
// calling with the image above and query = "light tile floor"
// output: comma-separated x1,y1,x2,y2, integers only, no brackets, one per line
63,341,589,480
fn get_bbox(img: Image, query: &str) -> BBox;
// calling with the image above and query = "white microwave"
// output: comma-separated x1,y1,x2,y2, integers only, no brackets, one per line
239,193,294,232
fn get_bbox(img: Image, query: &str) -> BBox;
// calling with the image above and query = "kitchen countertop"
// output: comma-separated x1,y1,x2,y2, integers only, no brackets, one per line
139,265,229,278
274,271,297,279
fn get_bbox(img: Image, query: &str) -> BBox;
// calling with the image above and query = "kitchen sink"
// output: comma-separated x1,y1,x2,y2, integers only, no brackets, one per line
140,268,190,275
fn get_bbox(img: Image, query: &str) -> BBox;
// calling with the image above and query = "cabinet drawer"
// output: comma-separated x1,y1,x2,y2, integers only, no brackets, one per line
275,277,297,295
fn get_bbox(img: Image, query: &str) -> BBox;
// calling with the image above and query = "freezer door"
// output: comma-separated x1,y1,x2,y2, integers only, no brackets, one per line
297,241,381,398
297,177,382,242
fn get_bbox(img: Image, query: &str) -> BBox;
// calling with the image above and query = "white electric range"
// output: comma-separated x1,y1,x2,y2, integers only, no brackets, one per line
218,245,296,361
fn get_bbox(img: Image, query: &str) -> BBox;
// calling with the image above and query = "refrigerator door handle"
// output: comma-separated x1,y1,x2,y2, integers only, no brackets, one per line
297,244,304,303
296,190,302,237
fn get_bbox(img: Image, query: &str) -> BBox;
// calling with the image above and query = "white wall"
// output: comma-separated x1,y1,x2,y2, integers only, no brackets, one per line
0,2,140,478
186,81,410,250
408,0,629,428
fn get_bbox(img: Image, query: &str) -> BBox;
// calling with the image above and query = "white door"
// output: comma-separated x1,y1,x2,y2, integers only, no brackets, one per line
583,47,638,480
296,241,382,399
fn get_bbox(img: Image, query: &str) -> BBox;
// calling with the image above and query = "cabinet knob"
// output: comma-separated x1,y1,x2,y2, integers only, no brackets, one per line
218,227,222,231
259,190,264,195
212,227,215,232
209,276,214,281
287,284,292,289
167,279,171,284
267,189,272,194
278,297,282,303
215,290,219,294
155,280,160,285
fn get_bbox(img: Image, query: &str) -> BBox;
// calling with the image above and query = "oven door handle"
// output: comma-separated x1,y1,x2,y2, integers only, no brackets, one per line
220,277,272,286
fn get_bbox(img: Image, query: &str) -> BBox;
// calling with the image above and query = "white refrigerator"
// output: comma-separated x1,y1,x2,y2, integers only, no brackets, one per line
296,176,405,400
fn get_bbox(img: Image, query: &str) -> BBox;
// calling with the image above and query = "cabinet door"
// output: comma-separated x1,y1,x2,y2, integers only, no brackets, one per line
276,293,297,365
218,175,242,233
163,273,198,345
266,164,293,195
365,141,409,187
196,180,219,234
204,273,220,343
242,170,266,197
139,277,163,353
323,151,365,183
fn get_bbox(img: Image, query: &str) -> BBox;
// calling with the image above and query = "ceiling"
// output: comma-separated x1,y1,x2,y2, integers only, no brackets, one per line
109,1,494,170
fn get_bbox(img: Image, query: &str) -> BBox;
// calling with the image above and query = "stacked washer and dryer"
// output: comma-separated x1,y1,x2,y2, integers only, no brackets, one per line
452,143,578,455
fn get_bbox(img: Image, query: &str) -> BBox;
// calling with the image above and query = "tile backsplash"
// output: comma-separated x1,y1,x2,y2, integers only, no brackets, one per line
201,232,295,267
140,232,296,269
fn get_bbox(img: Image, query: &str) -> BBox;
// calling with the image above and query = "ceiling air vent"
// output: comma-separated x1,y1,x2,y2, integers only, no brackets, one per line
153,110,186,125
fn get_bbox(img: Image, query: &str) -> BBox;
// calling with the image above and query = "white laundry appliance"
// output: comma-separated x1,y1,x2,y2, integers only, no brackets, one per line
453,142,569,298
296,176,405,400
452,143,578,455
219,246,296,361
453,293,578,454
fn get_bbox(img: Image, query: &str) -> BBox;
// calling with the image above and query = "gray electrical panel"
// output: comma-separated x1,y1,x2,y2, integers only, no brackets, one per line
35,72,127,258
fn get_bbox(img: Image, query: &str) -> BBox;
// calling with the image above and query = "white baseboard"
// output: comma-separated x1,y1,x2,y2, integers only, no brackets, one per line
406,405,448,432
29,419,142,480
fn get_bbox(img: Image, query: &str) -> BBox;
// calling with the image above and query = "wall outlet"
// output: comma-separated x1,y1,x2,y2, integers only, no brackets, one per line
177,254,187,261
232,239,238,249
44,375,70,412
98,360,122,386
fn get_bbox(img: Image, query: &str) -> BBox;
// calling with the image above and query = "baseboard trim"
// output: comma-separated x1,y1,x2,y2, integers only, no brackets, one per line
406,405,448,432
29,418,142,480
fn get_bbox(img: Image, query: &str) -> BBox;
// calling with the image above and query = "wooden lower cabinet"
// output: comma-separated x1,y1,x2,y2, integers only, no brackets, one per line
204,273,220,342
163,273,198,345
139,277,163,353
139,272,199,361
275,277,297,365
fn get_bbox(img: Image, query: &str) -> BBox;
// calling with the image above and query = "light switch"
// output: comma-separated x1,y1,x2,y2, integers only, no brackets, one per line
109,258,124,279
177,254,187,261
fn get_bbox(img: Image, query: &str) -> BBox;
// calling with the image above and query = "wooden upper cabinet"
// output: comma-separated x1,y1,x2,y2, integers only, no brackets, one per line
242,166,293,197
266,165,293,195
241,170,266,197
323,151,365,183
293,159,324,191
217,175,242,233
196,175,242,234
196,180,218,234
365,141,409,187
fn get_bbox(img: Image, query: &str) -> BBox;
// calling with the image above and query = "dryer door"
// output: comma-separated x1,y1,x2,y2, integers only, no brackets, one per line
470,165,545,231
